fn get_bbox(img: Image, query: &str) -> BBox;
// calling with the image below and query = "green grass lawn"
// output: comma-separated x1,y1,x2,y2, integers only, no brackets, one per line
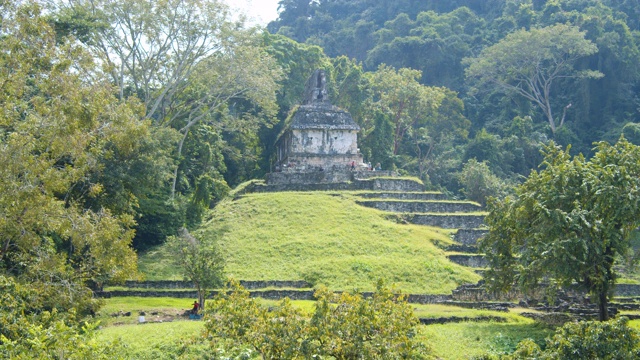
629,319,640,330
96,297,197,327
413,304,523,321
136,246,184,280
96,321,204,358
139,191,481,294
95,297,552,359
96,318,549,360
418,320,553,359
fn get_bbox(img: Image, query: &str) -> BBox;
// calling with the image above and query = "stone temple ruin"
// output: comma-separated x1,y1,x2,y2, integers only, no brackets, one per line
274,69,363,173
269,70,391,185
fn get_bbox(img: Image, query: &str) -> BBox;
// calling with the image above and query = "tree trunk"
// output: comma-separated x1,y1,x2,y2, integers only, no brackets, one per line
546,108,556,135
598,289,609,321
598,246,615,321
198,288,206,311
171,128,191,199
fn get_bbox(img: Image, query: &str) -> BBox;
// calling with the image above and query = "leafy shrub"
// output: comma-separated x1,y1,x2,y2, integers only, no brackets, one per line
205,279,428,359
458,158,510,205
506,317,640,360
0,275,124,359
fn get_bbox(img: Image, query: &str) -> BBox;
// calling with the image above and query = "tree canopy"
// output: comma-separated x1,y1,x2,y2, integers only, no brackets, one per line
270,0,640,160
167,228,224,309
465,24,603,135
480,138,640,321
0,0,140,293
0,2,143,354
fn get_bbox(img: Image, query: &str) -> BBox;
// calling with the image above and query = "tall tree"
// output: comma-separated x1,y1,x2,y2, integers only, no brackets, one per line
57,0,282,198
0,1,139,302
365,65,470,184
408,88,470,182
59,0,232,122
480,138,640,321
167,40,281,197
167,228,224,309
368,65,445,156
464,24,603,135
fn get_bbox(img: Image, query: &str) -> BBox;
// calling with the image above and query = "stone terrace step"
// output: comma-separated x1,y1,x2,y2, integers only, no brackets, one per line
451,283,640,302
357,192,448,201
419,316,507,325
401,214,485,229
447,254,488,268
445,244,479,254
121,280,311,290
358,200,481,214
455,229,488,246
249,177,424,193
98,289,316,301
98,289,453,304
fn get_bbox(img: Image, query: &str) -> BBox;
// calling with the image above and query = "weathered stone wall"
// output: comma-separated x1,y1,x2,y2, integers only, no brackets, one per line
241,280,311,289
451,284,524,302
405,214,485,229
292,128,358,155
97,289,317,300
352,170,396,179
266,171,352,185
279,153,364,172
420,316,507,325
613,284,640,297
96,290,450,304
248,289,315,300
358,192,447,200
450,282,640,302
99,283,640,303
124,280,193,289
256,176,424,193
405,294,453,304
455,229,488,246
358,200,481,213
98,290,199,298
252,182,367,193
372,178,424,191
447,255,488,268
122,280,311,290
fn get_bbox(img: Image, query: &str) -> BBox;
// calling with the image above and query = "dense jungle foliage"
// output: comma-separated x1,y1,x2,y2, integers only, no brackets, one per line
269,0,640,183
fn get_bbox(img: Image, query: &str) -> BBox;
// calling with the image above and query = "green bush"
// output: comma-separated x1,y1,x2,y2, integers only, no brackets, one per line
0,275,125,359
458,158,510,205
205,280,428,359
506,317,640,360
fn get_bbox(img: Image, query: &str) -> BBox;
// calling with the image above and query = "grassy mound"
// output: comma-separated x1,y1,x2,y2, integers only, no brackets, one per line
140,191,480,294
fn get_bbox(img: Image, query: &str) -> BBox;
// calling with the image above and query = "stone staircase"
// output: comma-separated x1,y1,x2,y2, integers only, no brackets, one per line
447,229,489,268
350,181,488,271
357,199,481,213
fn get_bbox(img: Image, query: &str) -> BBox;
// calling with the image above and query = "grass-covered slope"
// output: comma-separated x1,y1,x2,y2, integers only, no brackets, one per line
182,191,480,294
